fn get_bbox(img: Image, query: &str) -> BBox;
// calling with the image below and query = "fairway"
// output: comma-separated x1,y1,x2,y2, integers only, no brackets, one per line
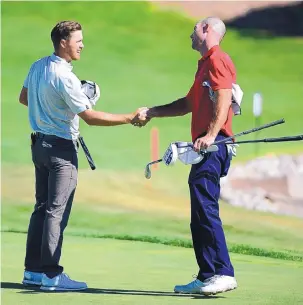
2,232,303,305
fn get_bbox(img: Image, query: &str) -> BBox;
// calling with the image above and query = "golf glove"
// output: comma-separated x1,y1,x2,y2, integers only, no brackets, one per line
81,80,100,107
202,81,243,115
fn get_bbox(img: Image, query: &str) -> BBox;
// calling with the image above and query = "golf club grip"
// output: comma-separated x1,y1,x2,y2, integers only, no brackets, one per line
78,136,96,170
214,118,285,145
226,135,303,144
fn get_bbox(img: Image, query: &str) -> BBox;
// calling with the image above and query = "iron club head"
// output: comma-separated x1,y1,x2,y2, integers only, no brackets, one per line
144,159,163,179
145,164,152,179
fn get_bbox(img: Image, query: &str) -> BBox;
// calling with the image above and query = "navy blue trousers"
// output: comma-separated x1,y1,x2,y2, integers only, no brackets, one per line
188,134,234,281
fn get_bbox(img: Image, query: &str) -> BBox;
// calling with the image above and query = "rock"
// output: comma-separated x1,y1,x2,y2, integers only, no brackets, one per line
221,154,303,217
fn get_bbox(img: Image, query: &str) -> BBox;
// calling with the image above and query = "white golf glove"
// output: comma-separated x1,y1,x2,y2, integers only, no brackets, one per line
202,81,243,115
81,80,100,107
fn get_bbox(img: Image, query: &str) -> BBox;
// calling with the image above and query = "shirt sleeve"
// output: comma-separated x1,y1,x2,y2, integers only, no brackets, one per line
209,57,233,91
23,64,34,88
23,75,29,88
59,73,92,115
185,83,195,105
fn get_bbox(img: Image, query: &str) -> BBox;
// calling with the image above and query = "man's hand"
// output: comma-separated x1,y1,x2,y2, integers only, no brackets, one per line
131,107,151,127
193,134,216,152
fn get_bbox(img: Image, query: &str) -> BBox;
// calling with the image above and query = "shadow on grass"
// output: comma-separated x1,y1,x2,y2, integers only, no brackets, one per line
1,282,224,299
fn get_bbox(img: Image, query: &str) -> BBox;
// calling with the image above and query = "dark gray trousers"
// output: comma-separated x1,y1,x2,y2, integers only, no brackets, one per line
25,133,78,277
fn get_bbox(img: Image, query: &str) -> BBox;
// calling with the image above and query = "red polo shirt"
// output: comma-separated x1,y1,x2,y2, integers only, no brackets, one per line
186,45,236,141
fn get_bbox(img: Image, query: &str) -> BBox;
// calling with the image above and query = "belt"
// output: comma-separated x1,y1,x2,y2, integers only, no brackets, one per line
31,132,96,170
33,132,73,141
35,132,46,139
32,131,96,170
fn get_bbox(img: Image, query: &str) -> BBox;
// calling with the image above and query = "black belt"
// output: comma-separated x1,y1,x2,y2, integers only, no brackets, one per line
34,132,69,140
35,132,47,139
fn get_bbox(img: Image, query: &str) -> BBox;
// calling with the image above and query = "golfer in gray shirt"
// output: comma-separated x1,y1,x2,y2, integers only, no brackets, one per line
19,20,147,291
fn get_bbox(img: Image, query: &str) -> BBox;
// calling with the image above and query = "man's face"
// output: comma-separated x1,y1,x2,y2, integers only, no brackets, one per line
64,30,84,61
190,23,206,51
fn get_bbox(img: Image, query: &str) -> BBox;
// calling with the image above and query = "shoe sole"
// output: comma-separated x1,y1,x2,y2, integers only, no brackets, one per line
201,286,237,296
40,286,87,291
174,290,203,295
22,280,42,286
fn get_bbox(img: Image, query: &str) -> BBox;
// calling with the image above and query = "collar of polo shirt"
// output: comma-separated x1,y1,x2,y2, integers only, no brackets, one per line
50,53,73,71
201,45,220,61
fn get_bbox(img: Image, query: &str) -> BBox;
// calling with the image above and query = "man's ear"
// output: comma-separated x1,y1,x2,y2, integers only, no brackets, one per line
203,24,209,33
60,39,66,49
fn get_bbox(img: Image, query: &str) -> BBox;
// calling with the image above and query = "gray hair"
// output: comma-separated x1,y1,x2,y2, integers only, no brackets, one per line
200,17,226,40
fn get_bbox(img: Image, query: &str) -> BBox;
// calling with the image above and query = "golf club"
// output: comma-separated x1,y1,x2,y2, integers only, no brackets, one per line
78,136,96,170
225,134,303,145
145,159,162,179
144,145,219,179
144,118,287,179
213,118,285,146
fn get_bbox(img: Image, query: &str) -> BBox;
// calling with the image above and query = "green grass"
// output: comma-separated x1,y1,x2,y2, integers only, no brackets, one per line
2,188,303,262
1,1,303,171
4,228,303,262
2,232,303,305
2,162,303,265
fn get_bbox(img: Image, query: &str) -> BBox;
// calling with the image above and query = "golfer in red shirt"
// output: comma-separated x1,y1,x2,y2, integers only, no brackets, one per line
138,17,238,295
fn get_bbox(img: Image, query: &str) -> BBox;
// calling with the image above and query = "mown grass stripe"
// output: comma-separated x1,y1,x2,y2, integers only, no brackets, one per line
3,229,303,262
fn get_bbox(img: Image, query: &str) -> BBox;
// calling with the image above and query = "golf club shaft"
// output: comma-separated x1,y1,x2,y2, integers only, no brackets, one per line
225,135,303,144
214,118,285,145
78,136,96,170
148,159,162,166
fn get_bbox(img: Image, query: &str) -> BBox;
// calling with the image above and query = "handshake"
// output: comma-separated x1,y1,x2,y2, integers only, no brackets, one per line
130,107,152,127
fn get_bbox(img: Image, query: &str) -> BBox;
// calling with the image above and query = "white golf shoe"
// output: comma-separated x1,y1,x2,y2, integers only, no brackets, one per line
201,275,237,295
174,278,204,294
40,273,87,291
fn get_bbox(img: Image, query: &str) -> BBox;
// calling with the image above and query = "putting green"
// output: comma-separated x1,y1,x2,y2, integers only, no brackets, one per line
2,232,303,305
